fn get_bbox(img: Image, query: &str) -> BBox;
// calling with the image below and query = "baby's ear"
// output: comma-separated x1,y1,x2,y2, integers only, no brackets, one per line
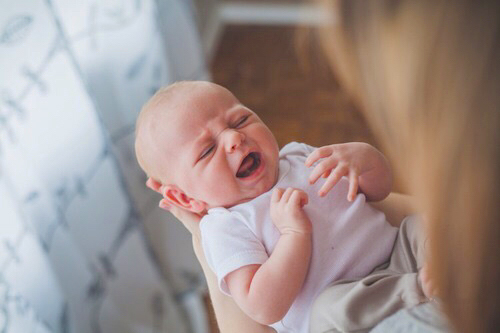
162,185,207,214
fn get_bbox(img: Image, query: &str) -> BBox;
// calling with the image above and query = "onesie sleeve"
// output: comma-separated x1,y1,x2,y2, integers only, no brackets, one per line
200,210,269,295
300,142,317,155
279,141,317,158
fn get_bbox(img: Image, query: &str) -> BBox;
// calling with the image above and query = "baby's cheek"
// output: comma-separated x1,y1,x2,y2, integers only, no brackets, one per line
199,162,241,205
201,180,235,205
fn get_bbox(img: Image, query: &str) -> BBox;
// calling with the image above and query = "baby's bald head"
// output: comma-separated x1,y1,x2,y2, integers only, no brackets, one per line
134,81,238,184
135,80,280,211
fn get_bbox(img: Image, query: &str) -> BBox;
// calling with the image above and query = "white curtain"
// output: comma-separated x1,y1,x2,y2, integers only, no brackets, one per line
0,0,209,332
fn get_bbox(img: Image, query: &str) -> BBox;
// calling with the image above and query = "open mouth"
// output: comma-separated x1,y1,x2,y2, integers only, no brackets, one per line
236,152,262,178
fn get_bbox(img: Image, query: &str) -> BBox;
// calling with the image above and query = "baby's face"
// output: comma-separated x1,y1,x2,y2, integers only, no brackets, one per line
151,84,280,209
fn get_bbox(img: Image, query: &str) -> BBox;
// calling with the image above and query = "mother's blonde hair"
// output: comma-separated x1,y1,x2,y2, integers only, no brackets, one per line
317,0,500,331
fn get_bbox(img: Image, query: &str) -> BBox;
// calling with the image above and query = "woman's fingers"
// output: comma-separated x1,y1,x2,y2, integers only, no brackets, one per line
148,177,204,236
146,177,162,193
169,205,204,235
159,198,171,211
309,158,338,184
348,170,360,201
305,146,333,167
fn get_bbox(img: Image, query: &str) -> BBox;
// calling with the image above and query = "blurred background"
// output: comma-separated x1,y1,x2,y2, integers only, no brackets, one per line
0,0,376,332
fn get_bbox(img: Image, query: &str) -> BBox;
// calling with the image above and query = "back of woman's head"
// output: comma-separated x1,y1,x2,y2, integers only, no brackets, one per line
318,0,500,331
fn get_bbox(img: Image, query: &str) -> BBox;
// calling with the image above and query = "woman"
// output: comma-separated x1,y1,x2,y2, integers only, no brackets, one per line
311,1,499,332
148,0,500,332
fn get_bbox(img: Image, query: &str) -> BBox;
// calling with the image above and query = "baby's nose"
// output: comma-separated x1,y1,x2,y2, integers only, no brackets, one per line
224,129,245,153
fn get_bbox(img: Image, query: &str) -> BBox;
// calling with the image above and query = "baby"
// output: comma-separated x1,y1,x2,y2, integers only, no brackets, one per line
135,81,427,333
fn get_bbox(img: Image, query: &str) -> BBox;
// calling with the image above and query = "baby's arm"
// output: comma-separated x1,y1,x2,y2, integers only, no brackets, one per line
225,188,312,325
147,178,276,332
305,142,392,202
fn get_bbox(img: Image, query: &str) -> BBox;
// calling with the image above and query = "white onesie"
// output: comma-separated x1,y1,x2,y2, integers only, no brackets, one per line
200,142,398,333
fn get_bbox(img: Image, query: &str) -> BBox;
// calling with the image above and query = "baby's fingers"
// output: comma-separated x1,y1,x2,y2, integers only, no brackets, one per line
281,187,295,203
319,163,348,196
347,170,360,201
272,188,285,203
305,146,333,167
309,158,337,185
290,190,309,207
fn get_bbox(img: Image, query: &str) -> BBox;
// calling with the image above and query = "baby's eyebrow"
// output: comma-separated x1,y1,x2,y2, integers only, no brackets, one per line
226,103,245,116
193,127,212,146
190,107,243,160
192,134,207,150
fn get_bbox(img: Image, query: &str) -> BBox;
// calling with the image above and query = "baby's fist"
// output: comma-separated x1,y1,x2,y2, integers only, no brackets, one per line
270,188,312,235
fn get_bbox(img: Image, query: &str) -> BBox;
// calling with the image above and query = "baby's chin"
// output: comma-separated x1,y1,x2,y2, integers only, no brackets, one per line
217,181,279,209
208,161,280,209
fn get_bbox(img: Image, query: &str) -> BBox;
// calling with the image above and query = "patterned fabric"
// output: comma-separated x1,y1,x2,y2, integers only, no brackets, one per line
0,0,208,332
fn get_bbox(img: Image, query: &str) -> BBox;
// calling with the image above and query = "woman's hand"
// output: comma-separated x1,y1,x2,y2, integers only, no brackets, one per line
146,177,203,237
419,263,438,301
305,142,392,202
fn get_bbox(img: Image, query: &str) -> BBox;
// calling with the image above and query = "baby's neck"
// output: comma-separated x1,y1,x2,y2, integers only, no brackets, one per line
213,164,280,211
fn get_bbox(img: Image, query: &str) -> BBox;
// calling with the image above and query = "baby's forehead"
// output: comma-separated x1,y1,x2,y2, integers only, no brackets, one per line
148,102,215,145
154,100,220,134
159,88,239,125
144,83,244,146
169,82,234,104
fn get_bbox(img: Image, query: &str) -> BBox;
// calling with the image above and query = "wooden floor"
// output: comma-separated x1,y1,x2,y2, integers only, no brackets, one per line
210,25,379,150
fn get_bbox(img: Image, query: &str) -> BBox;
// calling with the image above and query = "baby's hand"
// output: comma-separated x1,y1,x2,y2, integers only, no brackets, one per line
270,188,312,235
305,142,386,201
